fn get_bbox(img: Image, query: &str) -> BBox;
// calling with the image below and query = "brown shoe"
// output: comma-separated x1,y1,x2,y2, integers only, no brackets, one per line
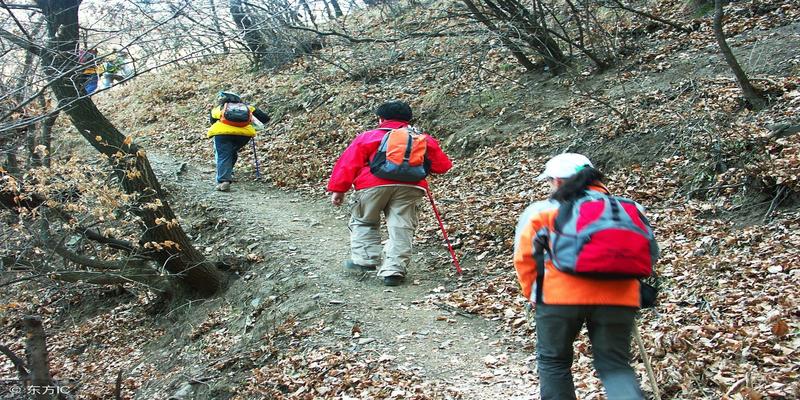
216,182,231,192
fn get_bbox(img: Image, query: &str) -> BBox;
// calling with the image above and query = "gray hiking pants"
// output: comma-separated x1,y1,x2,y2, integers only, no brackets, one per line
348,186,424,277
535,304,644,400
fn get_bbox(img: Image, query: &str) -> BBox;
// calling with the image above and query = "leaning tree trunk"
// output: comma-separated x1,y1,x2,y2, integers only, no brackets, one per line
299,0,317,26
34,0,225,296
329,0,344,17
461,0,538,72
713,0,766,110
229,0,269,63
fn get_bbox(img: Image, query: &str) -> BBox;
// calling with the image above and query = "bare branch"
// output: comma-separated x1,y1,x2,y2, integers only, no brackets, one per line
0,3,40,10
0,26,42,55
286,24,482,43
78,226,136,252
0,344,30,381
0,0,34,40
607,0,692,33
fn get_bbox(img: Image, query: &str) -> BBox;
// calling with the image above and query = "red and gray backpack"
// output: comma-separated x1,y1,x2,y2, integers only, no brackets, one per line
547,191,658,278
369,127,429,182
219,102,252,127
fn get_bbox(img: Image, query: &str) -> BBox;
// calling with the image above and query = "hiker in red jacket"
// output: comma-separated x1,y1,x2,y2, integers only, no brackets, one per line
327,101,452,286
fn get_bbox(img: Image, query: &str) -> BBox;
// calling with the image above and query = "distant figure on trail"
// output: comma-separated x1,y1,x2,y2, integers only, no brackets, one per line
327,101,452,286
77,49,99,95
514,153,659,400
98,49,133,90
207,91,270,192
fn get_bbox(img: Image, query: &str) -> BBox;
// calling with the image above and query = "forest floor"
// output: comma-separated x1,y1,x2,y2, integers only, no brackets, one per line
136,152,539,399
2,1,799,399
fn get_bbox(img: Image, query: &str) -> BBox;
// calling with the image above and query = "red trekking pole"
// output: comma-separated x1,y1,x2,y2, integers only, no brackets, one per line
426,188,462,275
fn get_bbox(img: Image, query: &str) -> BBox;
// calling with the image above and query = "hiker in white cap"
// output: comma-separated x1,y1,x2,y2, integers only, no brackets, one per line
514,153,658,400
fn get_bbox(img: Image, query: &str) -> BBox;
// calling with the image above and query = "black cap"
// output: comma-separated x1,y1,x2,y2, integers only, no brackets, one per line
375,101,412,122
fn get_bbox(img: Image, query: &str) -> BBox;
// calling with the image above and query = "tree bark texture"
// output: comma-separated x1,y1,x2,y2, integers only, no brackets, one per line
329,0,344,17
33,0,225,296
461,0,538,72
229,0,268,63
22,316,53,400
462,0,567,74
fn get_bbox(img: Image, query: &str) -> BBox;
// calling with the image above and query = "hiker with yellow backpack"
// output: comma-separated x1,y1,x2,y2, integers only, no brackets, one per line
207,91,270,191
327,101,452,286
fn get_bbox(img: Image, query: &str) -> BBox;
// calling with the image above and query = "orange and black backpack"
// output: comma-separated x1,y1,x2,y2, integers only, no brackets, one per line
219,102,252,127
369,127,429,182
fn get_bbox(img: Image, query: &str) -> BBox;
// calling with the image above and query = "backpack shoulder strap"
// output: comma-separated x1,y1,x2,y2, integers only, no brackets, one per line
553,190,610,232
533,235,548,304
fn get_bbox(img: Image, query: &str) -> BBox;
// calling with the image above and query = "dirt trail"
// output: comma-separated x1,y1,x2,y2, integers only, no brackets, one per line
149,153,538,399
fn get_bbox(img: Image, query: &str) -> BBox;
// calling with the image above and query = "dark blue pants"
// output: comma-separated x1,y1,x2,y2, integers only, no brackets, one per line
213,135,251,183
84,74,98,94
535,304,643,400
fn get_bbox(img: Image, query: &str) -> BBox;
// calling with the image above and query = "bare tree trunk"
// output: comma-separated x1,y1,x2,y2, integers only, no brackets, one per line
34,0,226,296
208,0,229,54
7,28,39,177
229,0,269,63
329,0,344,17
713,0,766,110
23,316,53,400
487,0,567,74
299,0,317,26
28,94,55,167
0,344,29,384
4,139,20,174
461,0,538,72
322,0,334,19
38,96,57,168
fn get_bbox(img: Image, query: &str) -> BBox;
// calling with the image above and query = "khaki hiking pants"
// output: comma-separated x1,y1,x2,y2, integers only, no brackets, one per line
348,186,425,277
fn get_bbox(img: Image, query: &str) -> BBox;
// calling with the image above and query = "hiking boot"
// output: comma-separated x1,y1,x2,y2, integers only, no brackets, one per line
383,275,405,287
216,181,231,192
343,260,377,272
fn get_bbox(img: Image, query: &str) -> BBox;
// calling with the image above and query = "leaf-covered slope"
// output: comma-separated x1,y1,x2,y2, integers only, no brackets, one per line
92,0,800,397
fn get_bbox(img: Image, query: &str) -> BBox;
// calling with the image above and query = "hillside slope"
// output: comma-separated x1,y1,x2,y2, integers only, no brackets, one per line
2,0,798,398
96,0,798,398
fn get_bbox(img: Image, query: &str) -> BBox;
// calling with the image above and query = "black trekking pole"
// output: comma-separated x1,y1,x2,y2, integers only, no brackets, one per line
251,138,261,179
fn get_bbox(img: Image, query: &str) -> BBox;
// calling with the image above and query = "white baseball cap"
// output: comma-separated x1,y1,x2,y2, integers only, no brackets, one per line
536,153,594,180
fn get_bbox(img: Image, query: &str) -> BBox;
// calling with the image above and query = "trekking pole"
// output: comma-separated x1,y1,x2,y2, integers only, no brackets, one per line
633,323,661,400
251,138,261,179
426,188,462,275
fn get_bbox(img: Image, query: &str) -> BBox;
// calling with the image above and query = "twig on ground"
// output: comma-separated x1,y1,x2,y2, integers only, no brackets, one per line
433,302,475,319
685,183,746,199
763,186,788,223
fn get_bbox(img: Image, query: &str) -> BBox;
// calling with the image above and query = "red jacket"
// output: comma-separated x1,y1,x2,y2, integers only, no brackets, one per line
327,120,452,192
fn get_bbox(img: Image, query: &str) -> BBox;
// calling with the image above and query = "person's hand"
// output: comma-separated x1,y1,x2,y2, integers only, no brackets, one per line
331,192,345,207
